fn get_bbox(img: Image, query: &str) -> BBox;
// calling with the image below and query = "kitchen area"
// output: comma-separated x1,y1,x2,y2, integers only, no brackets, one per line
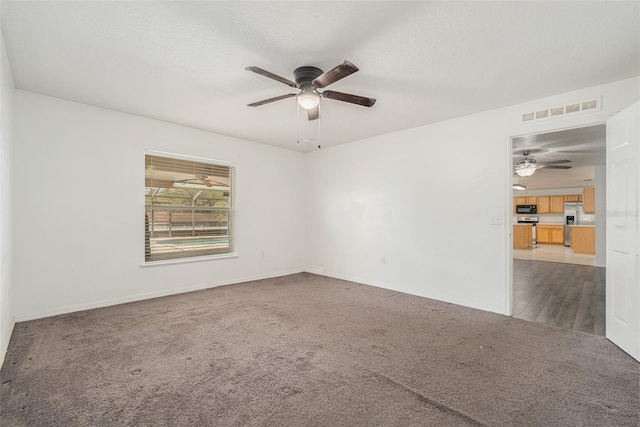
510,124,607,336
513,187,597,266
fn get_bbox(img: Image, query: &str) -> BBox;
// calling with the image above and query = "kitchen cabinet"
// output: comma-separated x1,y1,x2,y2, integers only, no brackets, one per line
583,187,595,213
537,225,564,244
571,226,595,254
550,196,564,213
513,196,537,213
550,227,564,244
537,196,550,213
513,190,590,215
513,225,532,249
537,227,550,243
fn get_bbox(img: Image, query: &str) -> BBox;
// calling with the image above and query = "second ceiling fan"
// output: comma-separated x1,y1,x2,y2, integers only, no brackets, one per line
245,60,376,121
514,150,572,177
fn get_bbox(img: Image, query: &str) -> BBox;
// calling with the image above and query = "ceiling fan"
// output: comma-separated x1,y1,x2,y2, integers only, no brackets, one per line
175,175,228,188
245,60,376,121
514,151,572,177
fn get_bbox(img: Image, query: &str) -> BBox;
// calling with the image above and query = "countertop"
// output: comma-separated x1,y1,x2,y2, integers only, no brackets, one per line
568,224,595,228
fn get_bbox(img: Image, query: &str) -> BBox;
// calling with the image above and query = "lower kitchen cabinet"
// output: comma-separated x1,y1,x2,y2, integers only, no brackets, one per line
537,228,550,244
550,228,564,244
571,226,595,254
537,225,564,245
513,225,532,249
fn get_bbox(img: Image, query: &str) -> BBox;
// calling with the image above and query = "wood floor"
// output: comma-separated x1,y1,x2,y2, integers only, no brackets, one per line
513,259,605,336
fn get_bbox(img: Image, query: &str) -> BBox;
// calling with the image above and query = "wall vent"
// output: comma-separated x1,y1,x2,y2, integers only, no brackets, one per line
521,96,601,122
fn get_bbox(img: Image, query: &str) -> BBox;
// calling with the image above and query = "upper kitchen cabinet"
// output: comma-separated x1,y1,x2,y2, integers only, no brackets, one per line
537,196,550,213
525,196,537,205
550,196,565,213
564,194,581,202
514,197,527,205
583,187,595,213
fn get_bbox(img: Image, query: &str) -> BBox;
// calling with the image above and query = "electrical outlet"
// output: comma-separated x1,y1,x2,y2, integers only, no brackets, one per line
381,257,386,265
261,251,265,258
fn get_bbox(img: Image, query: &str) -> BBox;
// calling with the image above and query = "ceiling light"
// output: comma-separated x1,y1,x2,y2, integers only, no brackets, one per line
513,184,526,190
297,89,321,110
515,165,536,177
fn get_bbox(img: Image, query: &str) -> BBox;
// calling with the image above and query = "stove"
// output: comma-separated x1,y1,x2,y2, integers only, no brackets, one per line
517,216,539,245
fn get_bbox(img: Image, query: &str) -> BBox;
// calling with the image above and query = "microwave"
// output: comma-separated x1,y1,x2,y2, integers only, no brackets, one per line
516,205,537,214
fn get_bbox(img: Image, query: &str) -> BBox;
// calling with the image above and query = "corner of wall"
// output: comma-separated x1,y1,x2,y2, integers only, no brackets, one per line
0,32,16,367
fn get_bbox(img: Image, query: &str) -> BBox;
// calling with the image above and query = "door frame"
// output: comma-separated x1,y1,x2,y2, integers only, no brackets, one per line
504,113,611,316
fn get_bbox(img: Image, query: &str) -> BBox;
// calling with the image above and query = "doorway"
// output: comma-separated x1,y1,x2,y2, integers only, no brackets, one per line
510,124,606,335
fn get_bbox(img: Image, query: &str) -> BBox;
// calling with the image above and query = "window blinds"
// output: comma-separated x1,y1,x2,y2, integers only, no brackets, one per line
144,153,235,262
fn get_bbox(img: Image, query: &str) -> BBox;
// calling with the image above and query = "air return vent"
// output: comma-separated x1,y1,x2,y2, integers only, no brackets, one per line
521,97,601,122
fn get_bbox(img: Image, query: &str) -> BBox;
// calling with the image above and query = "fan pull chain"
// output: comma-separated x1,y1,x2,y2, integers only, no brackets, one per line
296,102,321,149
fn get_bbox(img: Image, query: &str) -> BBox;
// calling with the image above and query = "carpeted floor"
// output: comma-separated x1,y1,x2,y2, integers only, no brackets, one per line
1,273,638,426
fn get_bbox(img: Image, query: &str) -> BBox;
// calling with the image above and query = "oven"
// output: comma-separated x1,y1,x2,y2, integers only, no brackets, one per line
517,216,539,245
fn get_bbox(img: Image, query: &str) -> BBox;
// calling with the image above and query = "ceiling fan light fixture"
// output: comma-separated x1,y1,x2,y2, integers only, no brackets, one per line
513,184,526,190
297,90,321,110
515,165,536,177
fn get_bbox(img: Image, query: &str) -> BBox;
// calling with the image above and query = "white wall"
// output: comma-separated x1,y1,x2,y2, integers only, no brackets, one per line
0,36,15,363
9,77,640,323
13,91,306,320
306,77,640,314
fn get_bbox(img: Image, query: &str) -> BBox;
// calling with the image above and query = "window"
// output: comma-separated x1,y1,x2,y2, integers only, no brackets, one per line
144,151,235,263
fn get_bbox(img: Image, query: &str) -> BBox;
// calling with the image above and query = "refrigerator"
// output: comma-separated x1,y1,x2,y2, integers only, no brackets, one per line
564,202,595,246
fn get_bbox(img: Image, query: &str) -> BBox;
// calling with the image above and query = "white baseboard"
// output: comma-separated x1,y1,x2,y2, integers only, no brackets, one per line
15,267,506,323
15,268,305,322
304,268,505,315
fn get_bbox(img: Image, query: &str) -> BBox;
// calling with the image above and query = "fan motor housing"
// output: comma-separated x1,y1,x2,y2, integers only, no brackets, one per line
294,66,323,87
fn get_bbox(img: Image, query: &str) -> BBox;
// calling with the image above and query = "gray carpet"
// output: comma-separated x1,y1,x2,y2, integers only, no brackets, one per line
1,273,638,426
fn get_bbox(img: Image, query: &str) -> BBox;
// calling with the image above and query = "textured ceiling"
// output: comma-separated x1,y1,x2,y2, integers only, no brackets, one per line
512,125,605,190
1,2,639,152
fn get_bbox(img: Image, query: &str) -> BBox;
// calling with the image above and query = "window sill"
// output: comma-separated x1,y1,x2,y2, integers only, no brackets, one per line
140,253,238,267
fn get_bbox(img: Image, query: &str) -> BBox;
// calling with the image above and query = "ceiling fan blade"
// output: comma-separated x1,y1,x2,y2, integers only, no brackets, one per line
538,159,572,165
322,90,376,107
556,149,604,154
245,66,298,88
312,60,359,88
247,93,296,107
537,165,573,170
512,148,548,157
307,105,320,121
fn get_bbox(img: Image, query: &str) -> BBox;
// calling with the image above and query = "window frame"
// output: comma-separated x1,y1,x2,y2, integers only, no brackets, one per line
142,149,237,266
